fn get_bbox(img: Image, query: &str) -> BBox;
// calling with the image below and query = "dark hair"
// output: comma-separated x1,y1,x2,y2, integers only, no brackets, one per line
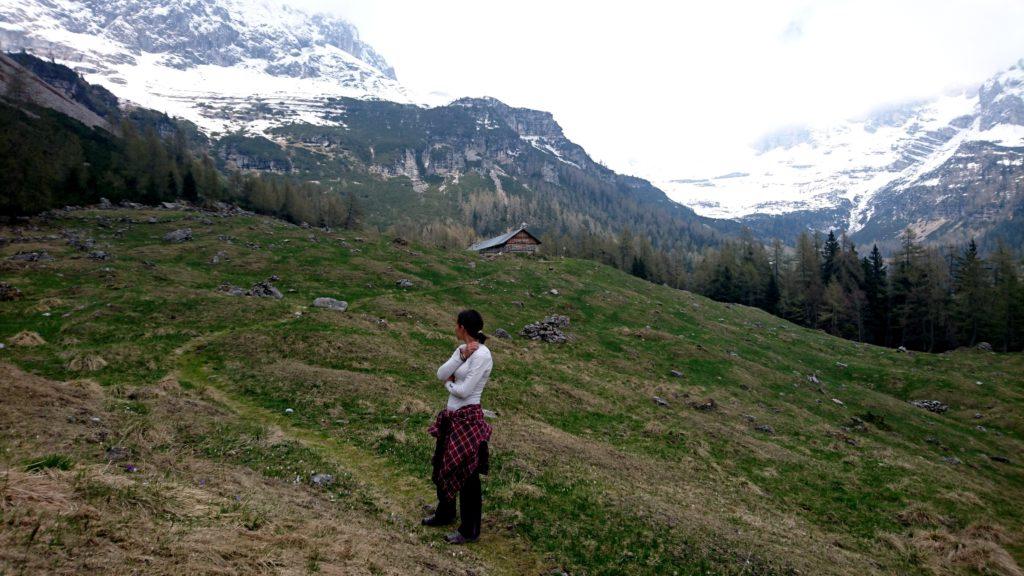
457,309,487,344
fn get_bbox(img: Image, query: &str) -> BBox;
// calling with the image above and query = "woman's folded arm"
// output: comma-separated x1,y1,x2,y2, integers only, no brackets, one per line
437,347,463,381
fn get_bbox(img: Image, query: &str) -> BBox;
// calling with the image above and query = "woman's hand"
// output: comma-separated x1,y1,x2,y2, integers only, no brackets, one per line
459,341,479,361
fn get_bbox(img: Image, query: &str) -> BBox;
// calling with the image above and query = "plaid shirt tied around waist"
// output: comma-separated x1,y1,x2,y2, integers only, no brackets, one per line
428,404,492,500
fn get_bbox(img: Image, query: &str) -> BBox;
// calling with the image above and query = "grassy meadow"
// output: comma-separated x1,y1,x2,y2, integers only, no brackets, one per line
1,207,1022,575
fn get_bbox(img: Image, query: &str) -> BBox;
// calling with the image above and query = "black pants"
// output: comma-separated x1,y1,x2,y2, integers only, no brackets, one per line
434,471,481,539
432,433,488,539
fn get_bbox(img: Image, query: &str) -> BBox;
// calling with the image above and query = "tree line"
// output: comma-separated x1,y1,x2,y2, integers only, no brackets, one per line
0,95,362,229
691,229,1024,352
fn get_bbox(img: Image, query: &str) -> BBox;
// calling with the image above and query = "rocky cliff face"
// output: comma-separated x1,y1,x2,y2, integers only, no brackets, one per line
0,0,413,134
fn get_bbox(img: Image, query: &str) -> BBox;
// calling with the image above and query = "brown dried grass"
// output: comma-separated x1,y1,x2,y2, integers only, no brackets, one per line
8,330,46,346
908,523,1022,576
67,354,108,372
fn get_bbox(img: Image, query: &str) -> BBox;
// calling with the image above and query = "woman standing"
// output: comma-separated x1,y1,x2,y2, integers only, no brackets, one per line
422,309,493,544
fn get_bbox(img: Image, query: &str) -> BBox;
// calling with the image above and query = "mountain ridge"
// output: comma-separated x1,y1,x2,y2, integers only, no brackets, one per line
664,59,1024,249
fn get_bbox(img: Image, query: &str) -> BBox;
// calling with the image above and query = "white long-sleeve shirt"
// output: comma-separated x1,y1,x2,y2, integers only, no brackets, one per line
436,344,492,410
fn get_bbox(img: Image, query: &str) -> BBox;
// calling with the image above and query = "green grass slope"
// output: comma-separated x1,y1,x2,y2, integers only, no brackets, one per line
1,207,1022,576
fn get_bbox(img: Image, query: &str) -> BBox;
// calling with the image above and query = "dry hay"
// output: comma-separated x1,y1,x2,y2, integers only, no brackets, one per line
0,362,481,576
897,504,953,528
8,330,46,346
67,354,108,372
0,363,108,454
907,523,1022,576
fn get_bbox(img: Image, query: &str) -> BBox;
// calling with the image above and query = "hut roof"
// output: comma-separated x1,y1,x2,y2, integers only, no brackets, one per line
468,224,541,251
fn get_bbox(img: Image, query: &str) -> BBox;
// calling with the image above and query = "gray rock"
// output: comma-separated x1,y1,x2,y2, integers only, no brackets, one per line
396,279,414,288
9,251,53,262
755,424,775,434
910,400,948,413
990,455,1011,464
147,216,158,224
670,369,684,378
493,328,512,339
482,409,498,419
652,396,670,407
975,342,993,352
549,288,559,296
88,251,109,260
284,408,294,415
807,374,821,385
897,346,909,353
248,279,283,299
211,251,228,264
520,315,571,343
313,297,348,312
99,197,113,209
942,456,962,465
511,301,525,308
835,362,848,368
218,282,246,296
163,228,193,243
310,473,334,487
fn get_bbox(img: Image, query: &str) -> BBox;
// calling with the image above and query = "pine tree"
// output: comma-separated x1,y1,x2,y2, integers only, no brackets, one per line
990,241,1023,351
820,230,841,284
952,239,987,346
862,244,888,345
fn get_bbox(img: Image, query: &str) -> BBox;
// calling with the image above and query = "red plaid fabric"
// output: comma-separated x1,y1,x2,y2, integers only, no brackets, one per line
429,404,492,501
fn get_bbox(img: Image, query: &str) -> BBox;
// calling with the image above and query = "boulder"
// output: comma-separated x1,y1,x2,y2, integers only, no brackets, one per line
248,278,283,299
493,328,512,339
9,251,53,262
910,400,948,414
218,282,246,297
163,228,193,243
520,315,571,343
310,473,334,487
755,424,775,435
396,279,414,288
313,297,348,312
88,251,109,260
652,396,670,407
975,342,993,352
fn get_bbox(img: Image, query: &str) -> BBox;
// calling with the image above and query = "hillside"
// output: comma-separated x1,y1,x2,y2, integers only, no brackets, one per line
1,206,1022,575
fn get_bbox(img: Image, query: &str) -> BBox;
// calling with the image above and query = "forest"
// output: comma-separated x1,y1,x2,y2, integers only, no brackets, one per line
688,229,1024,353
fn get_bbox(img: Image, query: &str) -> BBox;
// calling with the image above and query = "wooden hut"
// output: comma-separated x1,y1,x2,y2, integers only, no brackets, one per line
468,223,541,255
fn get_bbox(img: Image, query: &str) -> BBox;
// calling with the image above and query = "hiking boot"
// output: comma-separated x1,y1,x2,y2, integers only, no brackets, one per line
421,514,455,527
444,531,479,544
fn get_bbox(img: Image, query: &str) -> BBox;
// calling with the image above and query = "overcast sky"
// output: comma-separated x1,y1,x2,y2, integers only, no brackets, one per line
288,0,1024,181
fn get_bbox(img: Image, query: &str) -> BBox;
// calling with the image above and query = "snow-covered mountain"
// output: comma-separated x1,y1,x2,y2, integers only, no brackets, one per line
663,60,1024,247
0,0,422,134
